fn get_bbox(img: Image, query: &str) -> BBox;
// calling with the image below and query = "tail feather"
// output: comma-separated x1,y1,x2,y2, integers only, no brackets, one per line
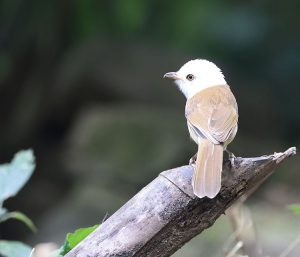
192,139,223,198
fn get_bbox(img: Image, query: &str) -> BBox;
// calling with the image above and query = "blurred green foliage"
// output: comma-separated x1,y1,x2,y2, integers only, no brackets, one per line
288,204,300,216
0,0,299,151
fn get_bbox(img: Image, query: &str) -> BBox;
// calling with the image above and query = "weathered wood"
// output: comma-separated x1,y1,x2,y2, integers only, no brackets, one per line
65,147,296,257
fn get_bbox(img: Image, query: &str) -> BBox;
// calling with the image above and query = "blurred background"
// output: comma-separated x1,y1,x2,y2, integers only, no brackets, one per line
0,0,299,256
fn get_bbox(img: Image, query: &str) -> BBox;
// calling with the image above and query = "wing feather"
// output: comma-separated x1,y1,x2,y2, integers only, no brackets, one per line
185,85,238,144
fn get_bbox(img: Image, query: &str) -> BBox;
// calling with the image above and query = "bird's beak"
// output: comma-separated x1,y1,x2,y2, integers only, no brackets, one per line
163,72,180,80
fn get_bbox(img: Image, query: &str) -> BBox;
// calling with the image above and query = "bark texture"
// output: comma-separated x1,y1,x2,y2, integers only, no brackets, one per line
65,147,296,257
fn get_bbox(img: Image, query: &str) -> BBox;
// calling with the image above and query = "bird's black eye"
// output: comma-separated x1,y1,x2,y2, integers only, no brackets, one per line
186,74,194,81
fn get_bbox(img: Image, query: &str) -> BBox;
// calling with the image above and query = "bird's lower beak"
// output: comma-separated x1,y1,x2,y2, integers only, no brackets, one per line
163,72,180,80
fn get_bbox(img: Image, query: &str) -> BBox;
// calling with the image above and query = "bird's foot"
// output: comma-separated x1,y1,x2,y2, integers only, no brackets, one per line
225,149,236,167
189,153,197,165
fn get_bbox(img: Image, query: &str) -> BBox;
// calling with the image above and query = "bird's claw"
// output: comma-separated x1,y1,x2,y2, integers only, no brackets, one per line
226,149,236,167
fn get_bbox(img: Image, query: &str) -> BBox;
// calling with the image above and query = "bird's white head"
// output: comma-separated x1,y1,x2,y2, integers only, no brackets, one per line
164,59,226,99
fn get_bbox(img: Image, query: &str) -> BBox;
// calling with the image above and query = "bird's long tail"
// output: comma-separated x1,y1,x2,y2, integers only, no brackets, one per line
192,138,223,198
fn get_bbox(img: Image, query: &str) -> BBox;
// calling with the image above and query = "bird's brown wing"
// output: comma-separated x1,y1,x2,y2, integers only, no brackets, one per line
185,85,238,144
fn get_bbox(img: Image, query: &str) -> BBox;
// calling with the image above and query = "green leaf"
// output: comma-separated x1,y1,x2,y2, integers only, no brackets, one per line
0,211,37,232
59,225,99,256
0,240,32,257
0,149,35,203
288,204,300,216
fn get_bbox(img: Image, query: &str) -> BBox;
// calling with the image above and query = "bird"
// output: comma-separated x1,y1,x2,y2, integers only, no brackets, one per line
163,59,238,198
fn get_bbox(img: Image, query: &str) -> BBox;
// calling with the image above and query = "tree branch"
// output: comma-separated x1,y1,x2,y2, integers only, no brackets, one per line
65,147,296,257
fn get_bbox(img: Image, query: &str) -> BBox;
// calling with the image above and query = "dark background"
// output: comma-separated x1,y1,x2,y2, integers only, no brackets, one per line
0,0,299,256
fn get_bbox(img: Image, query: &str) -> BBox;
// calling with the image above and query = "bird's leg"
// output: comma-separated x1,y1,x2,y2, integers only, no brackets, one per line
225,149,236,159
189,153,197,165
225,149,236,166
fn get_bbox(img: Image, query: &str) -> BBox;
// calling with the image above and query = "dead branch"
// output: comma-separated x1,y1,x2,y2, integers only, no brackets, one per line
65,147,296,257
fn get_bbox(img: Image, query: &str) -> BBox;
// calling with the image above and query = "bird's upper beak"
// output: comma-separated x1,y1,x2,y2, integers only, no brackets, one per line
163,72,180,80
